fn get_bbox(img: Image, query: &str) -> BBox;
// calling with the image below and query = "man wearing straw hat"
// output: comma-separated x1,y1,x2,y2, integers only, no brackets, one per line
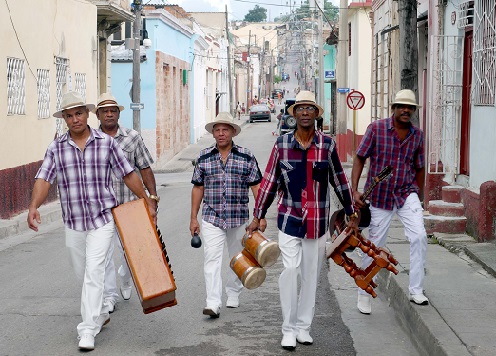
190,112,265,318
27,91,156,351
247,91,358,350
94,93,159,312
351,89,428,315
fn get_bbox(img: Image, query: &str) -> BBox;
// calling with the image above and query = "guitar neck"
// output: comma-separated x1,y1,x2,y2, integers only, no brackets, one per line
361,177,379,201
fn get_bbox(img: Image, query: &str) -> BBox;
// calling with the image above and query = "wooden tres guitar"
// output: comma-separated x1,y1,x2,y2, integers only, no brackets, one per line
329,165,393,238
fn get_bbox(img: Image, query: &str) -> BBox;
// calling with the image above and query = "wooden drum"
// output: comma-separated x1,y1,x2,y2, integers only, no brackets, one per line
230,249,266,289
242,230,280,267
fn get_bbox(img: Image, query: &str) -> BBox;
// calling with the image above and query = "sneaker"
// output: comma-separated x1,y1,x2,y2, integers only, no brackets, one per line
78,333,95,350
202,306,220,318
103,298,116,313
296,330,313,345
226,296,239,308
281,334,296,350
357,294,371,314
120,279,133,300
409,293,429,305
96,312,110,333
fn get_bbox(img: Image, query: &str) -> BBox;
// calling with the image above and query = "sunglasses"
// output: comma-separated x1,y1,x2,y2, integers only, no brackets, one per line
295,106,316,113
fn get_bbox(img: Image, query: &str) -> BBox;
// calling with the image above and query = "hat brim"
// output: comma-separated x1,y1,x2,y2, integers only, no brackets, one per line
53,104,95,118
91,103,125,114
391,101,422,108
287,101,324,117
205,121,241,136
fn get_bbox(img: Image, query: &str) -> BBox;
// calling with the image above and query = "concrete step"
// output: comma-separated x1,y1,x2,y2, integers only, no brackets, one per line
442,185,464,203
424,214,467,234
428,200,465,217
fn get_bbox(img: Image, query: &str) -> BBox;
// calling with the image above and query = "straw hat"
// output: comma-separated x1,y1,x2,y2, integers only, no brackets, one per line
391,89,421,107
92,92,125,113
288,90,324,117
205,112,241,136
53,91,95,118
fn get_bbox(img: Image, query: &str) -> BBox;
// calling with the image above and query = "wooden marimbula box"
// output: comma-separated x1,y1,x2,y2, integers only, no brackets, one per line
112,198,177,314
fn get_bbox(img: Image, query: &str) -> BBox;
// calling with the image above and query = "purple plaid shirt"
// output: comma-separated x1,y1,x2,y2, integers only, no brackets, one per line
191,143,262,229
35,127,134,231
254,131,355,239
356,116,424,210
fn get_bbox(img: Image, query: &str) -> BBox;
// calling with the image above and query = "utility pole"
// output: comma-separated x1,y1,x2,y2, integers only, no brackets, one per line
247,30,251,108
337,0,348,135
225,5,234,116
316,0,324,112
132,0,142,133
398,0,419,126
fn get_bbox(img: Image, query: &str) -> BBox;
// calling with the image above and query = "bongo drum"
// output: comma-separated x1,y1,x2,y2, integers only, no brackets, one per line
242,230,280,267
230,249,266,289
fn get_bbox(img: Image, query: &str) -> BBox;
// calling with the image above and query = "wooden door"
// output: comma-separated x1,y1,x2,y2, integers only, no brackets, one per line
460,30,473,175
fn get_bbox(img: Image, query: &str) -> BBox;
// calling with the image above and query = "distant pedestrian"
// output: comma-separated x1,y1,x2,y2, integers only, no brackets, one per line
27,91,156,351
252,96,259,105
190,112,265,319
241,103,246,114
351,89,428,315
273,108,283,136
236,101,242,120
316,116,323,131
277,92,282,105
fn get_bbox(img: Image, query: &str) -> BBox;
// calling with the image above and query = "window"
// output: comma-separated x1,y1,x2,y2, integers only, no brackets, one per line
7,57,26,115
74,73,87,102
37,69,50,118
472,0,496,105
55,57,69,111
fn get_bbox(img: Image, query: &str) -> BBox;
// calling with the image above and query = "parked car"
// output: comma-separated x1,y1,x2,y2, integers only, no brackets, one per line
249,104,271,123
271,89,284,99
279,98,297,135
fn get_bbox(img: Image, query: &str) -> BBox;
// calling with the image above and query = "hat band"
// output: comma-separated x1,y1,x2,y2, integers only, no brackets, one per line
97,100,119,107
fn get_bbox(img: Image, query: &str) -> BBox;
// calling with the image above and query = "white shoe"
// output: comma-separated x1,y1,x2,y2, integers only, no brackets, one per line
103,298,116,313
78,333,95,350
409,293,429,305
202,306,220,318
357,294,371,314
96,312,110,334
226,296,239,308
296,330,313,345
120,279,133,300
281,334,296,350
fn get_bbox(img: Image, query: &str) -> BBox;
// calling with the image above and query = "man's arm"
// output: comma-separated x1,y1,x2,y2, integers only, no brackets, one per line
190,185,204,236
123,172,157,222
27,179,51,232
250,184,267,232
415,166,425,202
140,167,158,211
351,155,367,209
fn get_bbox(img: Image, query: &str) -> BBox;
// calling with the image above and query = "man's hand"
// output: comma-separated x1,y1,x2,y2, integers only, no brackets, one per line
259,218,267,232
145,197,157,226
190,217,200,237
246,217,260,236
345,214,360,235
353,191,366,209
27,208,41,232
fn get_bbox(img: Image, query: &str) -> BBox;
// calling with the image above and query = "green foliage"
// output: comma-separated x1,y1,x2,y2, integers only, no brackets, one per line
274,0,338,24
273,75,282,84
244,5,267,22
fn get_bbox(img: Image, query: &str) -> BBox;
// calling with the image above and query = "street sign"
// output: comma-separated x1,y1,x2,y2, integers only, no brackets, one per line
337,88,350,93
346,90,365,110
130,103,144,110
324,70,335,80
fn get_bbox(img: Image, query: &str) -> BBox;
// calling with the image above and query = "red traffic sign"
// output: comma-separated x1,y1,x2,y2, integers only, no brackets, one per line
346,90,365,110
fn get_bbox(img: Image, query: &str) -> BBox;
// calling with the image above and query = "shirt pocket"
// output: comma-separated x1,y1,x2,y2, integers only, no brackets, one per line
312,161,328,183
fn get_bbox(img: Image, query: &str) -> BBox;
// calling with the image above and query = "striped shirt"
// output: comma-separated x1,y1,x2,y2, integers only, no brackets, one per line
191,143,262,229
254,131,355,239
35,127,134,231
356,116,424,210
99,125,154,205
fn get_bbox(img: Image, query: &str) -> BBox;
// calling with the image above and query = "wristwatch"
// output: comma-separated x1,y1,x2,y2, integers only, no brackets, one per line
149,195,160,203
347,211,359,220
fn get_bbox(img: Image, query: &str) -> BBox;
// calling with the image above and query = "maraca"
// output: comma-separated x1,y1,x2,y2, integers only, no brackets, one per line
191,233,202,248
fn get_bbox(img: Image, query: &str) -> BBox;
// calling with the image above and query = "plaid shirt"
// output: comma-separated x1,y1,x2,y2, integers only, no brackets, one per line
254,131,355,239
35,127,134,231
99,125,154,205
356,116,425,210
191,143,262,229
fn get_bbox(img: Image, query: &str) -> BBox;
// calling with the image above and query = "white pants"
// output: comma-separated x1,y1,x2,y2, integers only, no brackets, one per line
103,231,130,305
65,221,114,336
359,193,427,295
278,231,326,337
202,220,245,309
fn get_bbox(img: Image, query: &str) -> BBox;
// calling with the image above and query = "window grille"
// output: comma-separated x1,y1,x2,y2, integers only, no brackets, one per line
37,69,50,119
74,73,87,101
472,0,496,106
458,0,474,29
55,57,70,111
7,57,26,115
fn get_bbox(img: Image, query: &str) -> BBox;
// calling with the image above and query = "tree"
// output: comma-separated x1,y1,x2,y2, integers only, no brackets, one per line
274,0,338,24
244,5,267,22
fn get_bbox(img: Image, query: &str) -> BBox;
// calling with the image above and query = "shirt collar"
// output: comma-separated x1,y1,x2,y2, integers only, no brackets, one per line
212,141,240,154
387,115,414,133
290,130,321,149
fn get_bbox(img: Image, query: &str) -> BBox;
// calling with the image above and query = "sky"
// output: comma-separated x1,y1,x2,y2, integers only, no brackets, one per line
172,0,341,22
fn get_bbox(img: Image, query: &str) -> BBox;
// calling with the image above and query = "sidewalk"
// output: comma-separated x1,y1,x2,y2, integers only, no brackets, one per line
2,127,496,355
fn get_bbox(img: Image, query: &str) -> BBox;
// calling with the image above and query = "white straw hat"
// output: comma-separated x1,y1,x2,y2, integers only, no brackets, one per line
205,112,242,136
287,90,324,117
53,91,95,118
391,89,421,107
92,92,125,113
